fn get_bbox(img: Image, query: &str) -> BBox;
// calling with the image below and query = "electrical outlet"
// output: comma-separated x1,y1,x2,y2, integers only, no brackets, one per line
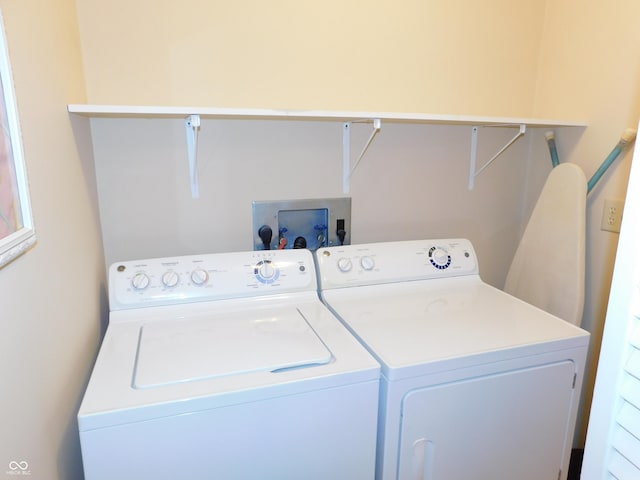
601,198,624,233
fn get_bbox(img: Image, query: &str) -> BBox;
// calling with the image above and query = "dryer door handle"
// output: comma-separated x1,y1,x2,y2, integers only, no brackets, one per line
412,438,435,480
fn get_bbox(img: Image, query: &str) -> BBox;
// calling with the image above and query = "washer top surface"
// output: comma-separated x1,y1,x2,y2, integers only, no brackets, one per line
134,307,332,388
316,239,590,381
78,249,379,431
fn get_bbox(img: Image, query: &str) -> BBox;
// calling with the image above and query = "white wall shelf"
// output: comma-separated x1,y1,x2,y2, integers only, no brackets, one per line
68,104,587,194
67,104,586,128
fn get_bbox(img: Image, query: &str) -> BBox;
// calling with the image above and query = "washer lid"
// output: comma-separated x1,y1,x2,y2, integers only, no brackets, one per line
134,309,332,388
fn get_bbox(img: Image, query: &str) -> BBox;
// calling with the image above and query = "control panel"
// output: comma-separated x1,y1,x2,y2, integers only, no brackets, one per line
109,249,316,311
315,238,478,289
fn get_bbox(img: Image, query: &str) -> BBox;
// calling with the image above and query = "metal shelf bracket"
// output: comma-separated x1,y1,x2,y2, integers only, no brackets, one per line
185,114,201,198
343,118,381,193
469,124,526,190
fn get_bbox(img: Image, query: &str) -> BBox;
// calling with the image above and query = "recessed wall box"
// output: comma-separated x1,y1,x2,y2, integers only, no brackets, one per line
252,198,351,251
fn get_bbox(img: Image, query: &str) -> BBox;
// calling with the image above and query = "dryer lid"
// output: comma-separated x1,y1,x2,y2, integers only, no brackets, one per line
133,309,332,388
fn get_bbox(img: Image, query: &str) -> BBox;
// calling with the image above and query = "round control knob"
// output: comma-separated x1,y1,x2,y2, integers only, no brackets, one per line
131,272,150,290
360,256,375,271
432,248,449,266
337,257,353,273
161,271,179,288
259,261,276,279
429,246,451,269
190,268,209,286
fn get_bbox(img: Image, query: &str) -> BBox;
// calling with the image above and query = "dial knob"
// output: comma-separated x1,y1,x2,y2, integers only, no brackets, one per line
429,246,451,269
337,257,353,273
360,256,375,271
259,261,276,279
190,268,209,286
131,272,150,290
161,271,179,288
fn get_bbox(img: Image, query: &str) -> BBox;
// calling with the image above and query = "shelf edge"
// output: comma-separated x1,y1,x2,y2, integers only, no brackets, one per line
67,104,587,128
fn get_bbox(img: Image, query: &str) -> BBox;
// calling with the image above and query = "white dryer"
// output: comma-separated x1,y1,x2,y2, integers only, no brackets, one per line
78,249,380,480
315,239,590,480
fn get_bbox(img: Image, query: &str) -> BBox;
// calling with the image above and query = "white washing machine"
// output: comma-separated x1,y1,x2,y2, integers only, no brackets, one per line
78,248,380,480
315,239,590,480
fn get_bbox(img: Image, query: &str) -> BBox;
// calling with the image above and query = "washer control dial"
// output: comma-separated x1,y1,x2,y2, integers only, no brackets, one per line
254,260,280,284
190,268,209,286
131,272,150,290
161,271,180,288
259,261,275,279
337,257,353,273
360,255,375,271
429,246,452,269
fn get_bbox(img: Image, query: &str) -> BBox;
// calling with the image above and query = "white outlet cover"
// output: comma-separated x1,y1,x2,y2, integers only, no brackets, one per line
601,198,624,233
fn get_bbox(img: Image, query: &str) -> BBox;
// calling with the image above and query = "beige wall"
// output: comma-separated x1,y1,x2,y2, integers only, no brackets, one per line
75,0,547,117
534,0,640,445
0,1,105,479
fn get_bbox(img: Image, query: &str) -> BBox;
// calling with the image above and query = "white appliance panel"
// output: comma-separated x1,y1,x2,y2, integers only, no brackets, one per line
375,347,588,480
397,361,575,480
109,249,315,310
317,238,478,289
81,381,378,480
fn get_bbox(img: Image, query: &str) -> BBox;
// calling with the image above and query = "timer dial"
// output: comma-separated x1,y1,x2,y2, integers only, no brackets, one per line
259,260,276,279
429,246,452,269
190,268,209,286
131,272,150,290
254,260,280,284
360,256,375,271
161,271,179,288
337,257,353,273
